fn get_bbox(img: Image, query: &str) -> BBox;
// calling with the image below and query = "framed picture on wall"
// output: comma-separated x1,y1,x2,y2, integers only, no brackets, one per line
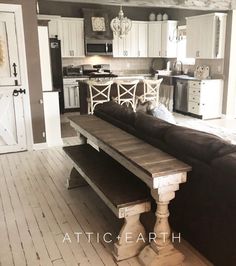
91,17,106,32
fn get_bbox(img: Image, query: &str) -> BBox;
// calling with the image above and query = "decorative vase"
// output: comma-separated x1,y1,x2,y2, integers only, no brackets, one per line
156,13,162,21
163,13,169,21
149,12,156,21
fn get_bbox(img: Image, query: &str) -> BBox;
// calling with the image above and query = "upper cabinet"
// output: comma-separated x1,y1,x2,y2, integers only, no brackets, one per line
113,29,132,57
148,21,177,58
131,21,148,57
161,21,177,58
114,20,177,58
186,13,227,59
113,21,148,58
59,18,85,58
38,16,85,58
37,15,61,38
148,22,162,57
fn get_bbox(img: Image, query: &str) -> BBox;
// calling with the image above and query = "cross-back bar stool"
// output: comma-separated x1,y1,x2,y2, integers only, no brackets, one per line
87,80,113,114
142,78,163,104
115,79,140,111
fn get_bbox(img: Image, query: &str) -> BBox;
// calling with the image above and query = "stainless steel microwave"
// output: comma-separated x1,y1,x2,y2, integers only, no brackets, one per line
85,39,113,56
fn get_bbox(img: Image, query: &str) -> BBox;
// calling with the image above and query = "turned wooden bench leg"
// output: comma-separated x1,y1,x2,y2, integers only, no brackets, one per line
113,214,147,261
66,167,88,189
138,187,185,266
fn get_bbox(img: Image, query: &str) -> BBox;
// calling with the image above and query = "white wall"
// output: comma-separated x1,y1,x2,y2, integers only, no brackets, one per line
225,10,236,118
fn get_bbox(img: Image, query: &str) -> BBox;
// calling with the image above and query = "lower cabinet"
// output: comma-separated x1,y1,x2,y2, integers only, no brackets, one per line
63,78,80,110
187,79,223,119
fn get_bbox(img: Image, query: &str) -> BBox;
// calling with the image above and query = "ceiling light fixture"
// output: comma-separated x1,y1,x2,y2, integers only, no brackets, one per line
110,5,132,39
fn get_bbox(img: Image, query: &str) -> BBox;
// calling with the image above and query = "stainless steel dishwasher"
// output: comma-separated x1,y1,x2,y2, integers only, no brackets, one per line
174,79,188,113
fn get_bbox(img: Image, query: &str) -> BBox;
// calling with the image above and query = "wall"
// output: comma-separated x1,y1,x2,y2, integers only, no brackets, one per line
0,0,45,143
224,10,236,117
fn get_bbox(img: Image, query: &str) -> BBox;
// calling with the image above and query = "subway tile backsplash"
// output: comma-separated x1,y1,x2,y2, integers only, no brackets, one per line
62,56,154,74
63,56,224,79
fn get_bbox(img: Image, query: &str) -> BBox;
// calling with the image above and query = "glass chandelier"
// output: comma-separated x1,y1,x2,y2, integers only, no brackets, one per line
110,5,132,39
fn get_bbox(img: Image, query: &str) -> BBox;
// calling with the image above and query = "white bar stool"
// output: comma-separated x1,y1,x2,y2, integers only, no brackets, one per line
115,80,139,111
87,80,113,114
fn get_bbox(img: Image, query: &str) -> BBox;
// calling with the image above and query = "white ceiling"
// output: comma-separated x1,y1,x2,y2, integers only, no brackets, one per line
46,0,233,10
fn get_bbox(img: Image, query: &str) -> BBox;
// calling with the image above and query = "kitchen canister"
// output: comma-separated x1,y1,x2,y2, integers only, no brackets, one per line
156,13,162,21
163,13,169,20
149,12,156,21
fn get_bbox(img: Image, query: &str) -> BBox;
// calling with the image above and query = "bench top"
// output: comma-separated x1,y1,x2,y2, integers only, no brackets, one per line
69,115,191,188
64,144,150,209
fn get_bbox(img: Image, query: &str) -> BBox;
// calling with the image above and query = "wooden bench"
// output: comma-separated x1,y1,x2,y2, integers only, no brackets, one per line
63,144,151,261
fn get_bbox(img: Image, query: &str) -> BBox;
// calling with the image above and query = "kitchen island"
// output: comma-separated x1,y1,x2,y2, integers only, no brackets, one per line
77,74,156,114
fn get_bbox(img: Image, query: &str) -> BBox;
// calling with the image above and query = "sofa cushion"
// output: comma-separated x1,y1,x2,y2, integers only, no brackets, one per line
94,101,136,126
211,152,236,178
135,111,173,140
165,125,236,163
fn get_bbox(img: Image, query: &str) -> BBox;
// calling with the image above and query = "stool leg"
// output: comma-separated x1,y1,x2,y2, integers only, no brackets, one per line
113,214,147,261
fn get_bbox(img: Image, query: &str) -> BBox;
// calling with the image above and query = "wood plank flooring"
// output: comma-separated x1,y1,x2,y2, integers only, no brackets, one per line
0,147,212,266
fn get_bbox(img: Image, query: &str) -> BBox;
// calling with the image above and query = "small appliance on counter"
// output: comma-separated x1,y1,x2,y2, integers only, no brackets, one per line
194,65,210,80
63,65,83,77
81,64,118,78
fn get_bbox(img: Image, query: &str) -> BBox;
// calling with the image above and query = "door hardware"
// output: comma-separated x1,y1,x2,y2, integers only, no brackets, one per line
12,88,26,96
12,63,17,77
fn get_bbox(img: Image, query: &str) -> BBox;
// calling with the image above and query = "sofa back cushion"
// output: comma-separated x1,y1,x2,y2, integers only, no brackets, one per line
95,101,136,124
165,126,236,163
135,111,173,140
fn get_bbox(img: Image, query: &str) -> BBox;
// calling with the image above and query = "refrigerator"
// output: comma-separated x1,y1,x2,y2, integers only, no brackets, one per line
49,37,64,114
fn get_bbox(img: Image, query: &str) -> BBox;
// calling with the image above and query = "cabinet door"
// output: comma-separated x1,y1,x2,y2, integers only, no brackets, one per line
113,33,127,57
130,22,139,57
60,18,85,58
63,84,80,109
123,28,132,57
148,22,162,57
138,22,148,57
48,19,60,38
69,20,84,57
162,21,177,58
60,20,70,57
186,18,199,58
198,15,215,58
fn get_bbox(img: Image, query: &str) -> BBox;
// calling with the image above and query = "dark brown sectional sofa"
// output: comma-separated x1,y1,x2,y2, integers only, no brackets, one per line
94,101,236,266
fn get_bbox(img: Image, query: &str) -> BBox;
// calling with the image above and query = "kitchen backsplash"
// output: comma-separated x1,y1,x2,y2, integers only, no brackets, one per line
62,57,155,74
63,56,224,78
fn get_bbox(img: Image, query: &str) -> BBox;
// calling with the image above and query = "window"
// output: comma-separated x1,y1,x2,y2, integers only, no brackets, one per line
177,25,195,65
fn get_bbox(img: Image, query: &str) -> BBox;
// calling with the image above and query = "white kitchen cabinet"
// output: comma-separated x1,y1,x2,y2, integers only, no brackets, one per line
113,21,147,57
188,79,223,119
113,30,132,57
37,15,61,38
59,18,85,58
148,21,177,58
131,21,148,57
63,78,81,110
148,21,162,57
161,20,177,58
186,13,227,59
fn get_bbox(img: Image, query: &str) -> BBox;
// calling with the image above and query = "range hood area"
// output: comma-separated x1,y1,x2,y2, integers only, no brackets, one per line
83,8,113,55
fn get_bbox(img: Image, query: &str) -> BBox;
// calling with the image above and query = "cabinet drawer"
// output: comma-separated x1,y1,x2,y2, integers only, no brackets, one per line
189,86,201,96
188,101,201,115
188,81,202,88
188,93,200,103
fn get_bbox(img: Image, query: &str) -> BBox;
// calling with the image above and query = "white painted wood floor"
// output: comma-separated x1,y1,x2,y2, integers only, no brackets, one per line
0,147,212,266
